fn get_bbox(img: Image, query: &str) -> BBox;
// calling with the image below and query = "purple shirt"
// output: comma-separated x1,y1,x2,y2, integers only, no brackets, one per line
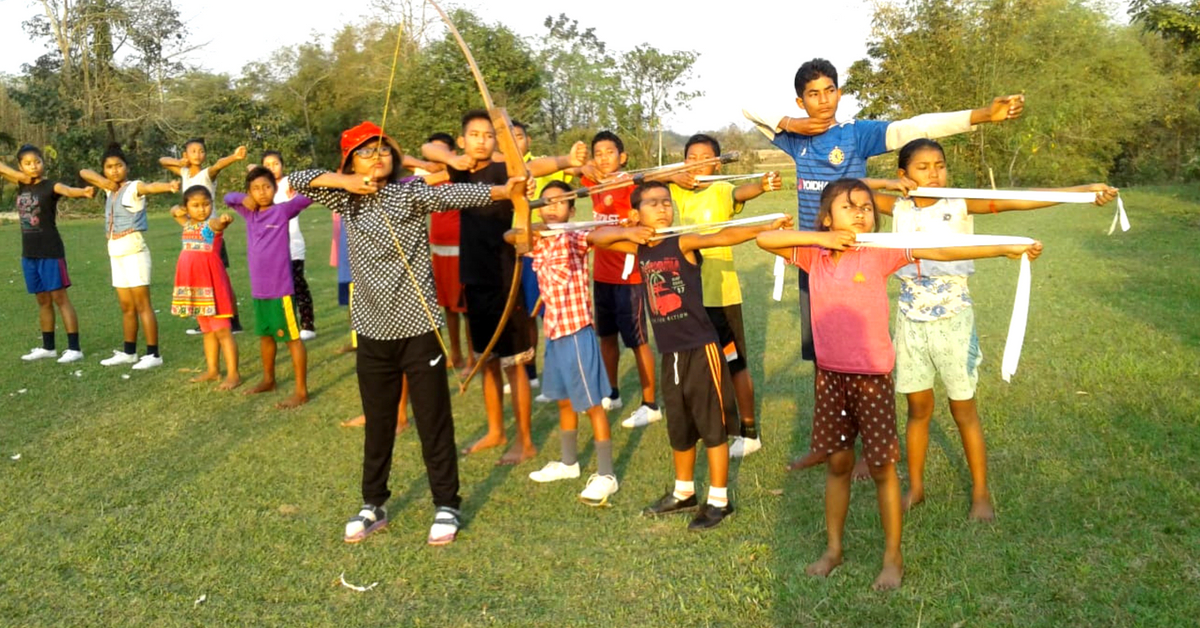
225,192,312,298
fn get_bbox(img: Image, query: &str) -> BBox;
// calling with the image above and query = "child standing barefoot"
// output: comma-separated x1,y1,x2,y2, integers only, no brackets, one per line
757,178,1042,590
170,186,240,390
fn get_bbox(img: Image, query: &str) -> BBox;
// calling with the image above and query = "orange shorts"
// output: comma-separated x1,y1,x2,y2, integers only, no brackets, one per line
432,251,465,313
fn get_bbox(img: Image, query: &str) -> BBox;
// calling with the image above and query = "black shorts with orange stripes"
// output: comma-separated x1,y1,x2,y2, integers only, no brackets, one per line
661,343,739,451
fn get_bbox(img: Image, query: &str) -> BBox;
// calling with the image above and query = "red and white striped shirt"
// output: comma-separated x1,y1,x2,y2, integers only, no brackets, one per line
531,231,593,340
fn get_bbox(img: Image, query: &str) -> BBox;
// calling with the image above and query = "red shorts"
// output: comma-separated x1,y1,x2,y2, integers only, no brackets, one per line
432,250,465,313
197,315,233,333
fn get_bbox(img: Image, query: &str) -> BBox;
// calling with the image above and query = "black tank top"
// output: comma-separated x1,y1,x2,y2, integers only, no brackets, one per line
636,238,717,353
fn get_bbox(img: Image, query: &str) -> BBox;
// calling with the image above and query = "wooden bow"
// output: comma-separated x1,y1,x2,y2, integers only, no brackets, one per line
427,0,532,393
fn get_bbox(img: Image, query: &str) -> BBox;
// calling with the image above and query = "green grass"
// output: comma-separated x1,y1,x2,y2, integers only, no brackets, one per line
1,185,1198,626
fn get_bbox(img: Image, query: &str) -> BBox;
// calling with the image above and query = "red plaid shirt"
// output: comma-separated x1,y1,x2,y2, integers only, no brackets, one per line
531,231,593,340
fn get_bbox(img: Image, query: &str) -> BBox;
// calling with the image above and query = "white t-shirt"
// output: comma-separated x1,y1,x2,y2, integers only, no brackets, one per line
276,176,305,260
181,167,215,198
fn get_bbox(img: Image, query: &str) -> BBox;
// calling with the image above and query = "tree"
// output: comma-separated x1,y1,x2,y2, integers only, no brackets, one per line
615,45,703,167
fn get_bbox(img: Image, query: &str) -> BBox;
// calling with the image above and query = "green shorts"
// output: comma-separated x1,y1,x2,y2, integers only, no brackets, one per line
253,296,301,342
893,307,981,400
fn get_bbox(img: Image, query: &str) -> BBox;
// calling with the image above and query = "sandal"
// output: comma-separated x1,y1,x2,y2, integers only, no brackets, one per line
427,506,461,546
344,504,387,543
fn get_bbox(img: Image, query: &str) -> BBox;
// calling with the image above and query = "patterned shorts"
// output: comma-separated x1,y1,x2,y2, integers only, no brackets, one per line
894,307,981,400
811,368,900,468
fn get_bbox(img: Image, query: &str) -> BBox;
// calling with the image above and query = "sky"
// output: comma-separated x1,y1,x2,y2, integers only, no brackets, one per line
0,0,1129,132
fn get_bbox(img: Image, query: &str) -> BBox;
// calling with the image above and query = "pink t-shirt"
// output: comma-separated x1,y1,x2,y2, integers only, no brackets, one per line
790,246,912,375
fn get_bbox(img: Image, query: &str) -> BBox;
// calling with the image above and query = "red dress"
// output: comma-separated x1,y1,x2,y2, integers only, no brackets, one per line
171,220,234,318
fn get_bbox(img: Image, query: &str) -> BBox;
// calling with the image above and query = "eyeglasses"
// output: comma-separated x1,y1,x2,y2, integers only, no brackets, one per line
354,144,393,159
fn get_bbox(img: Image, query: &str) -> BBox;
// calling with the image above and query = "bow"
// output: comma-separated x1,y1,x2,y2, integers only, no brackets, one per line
427,0,532,393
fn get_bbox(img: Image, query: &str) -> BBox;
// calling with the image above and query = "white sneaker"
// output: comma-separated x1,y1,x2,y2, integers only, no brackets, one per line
621,404,662,428
300,330,317,341
131,354,164,370
21,347,57,361
528,461,580,483
579,474,619,506
503,383,511,395
534,393,552,403
100,350,139,366
185,327,203,336
56,349,84,364
529,377,540,389
602,395,623,411
729,436,763,458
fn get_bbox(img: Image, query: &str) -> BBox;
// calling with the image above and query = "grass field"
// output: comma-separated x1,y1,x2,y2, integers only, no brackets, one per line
1,184,1198,627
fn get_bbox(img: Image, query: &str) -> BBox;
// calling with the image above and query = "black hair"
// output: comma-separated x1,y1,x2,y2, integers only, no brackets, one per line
816,178,879,233
684,133,720,157
512,119,528,133
426,132,455,148
16,144,42,161
630,180,670,210
182,184,212,203
461,109,492,132
794,58,839,96
591,130,624,155
539,180,575,208
897,138,945,171
102,143,128,167
261,150,283,164
245,165,277,191
184,138,206,150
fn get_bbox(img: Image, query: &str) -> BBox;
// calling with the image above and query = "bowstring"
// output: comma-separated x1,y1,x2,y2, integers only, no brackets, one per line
376,21,452,361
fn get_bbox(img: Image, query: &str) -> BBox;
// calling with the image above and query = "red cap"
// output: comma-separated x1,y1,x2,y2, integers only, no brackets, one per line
339,121,401,172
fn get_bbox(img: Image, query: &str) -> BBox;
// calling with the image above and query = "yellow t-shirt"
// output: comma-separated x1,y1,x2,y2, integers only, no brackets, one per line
670,181,745,307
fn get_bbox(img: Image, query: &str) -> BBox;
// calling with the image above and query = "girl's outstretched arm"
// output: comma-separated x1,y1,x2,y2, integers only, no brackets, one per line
0,161,31,184
912,241,1042,262
169,205,188,227
79,169,117,192
55,183,95,199
681,214,793,253
207,146,247,179
210,213,236,233
587,225,652,255
966,184,1118,214
756,229,855,258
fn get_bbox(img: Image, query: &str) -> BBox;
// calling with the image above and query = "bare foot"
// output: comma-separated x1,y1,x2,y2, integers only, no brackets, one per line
461,434,506,456
190,371,220,383
786,450,828,471
902,489,925,511
334,344,356,355
496,441,537,466
217,376,242,391
275,394,308,410
340,414,366,427
851,458,871,482
805,550,843,577
969,497,995,522
872,563,903,591
244,380,276,395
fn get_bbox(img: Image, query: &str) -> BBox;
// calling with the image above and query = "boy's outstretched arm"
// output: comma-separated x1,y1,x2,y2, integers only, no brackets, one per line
732,171,783,203
402,154,443,173
159,156,184,175
966,184,1118,214
681,214,793,253
79,169,117,192
587,225,653,255
207,146,248,179
526,142,588,177
421,141,477,171
912,241,1042,262
756,229,855,258
968,95,1025,126
884,95,1024,151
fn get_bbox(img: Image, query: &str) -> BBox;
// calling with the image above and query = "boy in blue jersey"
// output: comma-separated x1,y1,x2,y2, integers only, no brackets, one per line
743,57,1024,472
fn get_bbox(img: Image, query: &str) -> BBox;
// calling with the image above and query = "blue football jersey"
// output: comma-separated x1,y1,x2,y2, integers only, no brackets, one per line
772,119,890,231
